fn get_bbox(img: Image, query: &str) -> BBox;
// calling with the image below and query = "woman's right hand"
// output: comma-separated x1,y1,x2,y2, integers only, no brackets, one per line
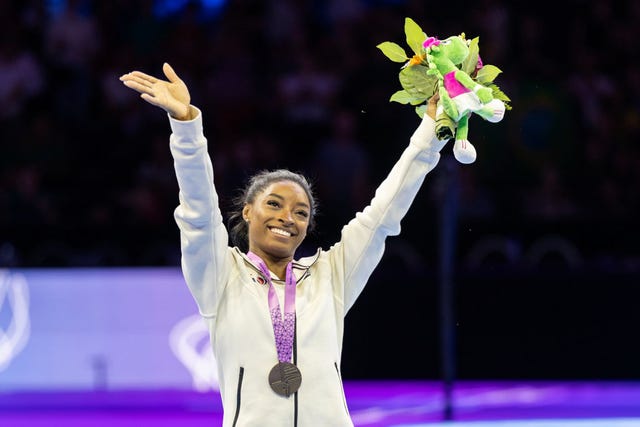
120,63,193,120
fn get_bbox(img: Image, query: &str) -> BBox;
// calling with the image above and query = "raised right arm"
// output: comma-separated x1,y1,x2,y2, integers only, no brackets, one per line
170,110,231,317
121,64,229,317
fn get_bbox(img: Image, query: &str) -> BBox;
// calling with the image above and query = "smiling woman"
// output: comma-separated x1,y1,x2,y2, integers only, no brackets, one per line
241,180,310,279
226,170,317,279
119,63,446,427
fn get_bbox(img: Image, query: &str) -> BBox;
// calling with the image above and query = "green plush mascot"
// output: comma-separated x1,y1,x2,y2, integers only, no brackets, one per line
377,18,511,164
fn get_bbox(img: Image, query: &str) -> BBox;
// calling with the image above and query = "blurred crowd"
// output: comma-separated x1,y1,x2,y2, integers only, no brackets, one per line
1,0,639,267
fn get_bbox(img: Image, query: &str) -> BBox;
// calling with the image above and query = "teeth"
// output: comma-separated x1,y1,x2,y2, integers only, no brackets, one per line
270,228,291,237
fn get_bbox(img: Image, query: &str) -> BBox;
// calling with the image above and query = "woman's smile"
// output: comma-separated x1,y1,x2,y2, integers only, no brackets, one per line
269,226,294,237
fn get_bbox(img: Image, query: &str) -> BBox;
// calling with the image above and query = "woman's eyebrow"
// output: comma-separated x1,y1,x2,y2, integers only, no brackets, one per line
267,193,310,209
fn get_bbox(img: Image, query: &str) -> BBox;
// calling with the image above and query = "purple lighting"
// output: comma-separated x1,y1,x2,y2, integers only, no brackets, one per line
1,381,640,426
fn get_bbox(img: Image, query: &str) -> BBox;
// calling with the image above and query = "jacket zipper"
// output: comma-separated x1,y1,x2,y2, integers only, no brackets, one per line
232,367,244,427
334,362,350,415
239,254,304,426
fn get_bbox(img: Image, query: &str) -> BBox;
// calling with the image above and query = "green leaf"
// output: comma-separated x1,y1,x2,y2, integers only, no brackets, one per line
390,90,423,105
390,90,429,105
488,84,512,110
377,41,409,63
476,64,502,84
404,17,425,56
461,36,480,75
415,104,427,118
399,65,438,100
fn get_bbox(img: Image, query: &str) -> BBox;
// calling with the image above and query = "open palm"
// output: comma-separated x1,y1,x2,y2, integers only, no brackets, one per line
120,63,191,120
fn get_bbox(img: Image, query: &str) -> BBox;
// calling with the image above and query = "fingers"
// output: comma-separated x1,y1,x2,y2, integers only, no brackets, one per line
163,63,180,83
120,78,153,96
119,71,160,93
121,71,157,85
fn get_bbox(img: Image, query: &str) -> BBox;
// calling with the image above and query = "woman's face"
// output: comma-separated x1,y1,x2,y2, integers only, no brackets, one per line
243,180,310,261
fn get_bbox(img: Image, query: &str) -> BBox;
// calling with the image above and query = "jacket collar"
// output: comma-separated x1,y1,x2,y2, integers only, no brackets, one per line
234,247,321,283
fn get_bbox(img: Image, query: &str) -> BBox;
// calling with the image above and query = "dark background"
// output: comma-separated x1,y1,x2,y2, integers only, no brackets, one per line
1,0,639,381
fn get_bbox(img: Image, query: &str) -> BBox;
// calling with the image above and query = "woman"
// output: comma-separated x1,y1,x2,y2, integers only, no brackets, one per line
120,63,445,427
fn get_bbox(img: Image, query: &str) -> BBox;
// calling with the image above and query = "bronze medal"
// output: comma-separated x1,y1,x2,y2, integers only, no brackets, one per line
268,362,302,397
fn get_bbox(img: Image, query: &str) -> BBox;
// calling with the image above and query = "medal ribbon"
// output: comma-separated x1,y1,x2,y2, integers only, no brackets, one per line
247,252,296,364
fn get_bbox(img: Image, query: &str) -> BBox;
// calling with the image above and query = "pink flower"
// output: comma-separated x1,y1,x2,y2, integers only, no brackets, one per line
423,37,440,49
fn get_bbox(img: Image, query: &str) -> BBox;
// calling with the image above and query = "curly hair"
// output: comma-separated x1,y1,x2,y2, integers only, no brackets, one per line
227,169,317,253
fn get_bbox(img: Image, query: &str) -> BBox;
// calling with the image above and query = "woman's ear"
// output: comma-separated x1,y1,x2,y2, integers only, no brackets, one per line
242,204,251,222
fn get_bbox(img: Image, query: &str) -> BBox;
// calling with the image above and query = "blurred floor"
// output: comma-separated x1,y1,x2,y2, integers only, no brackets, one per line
1,381,640,427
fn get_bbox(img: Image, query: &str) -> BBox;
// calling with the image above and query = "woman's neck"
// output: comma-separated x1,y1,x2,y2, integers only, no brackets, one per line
249,249,292,280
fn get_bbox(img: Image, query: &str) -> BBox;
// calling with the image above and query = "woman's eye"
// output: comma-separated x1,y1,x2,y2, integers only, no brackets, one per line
297,211,309,218
267,200,280,208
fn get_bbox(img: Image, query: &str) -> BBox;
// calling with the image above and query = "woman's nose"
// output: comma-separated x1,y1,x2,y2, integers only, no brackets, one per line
278,211,294,225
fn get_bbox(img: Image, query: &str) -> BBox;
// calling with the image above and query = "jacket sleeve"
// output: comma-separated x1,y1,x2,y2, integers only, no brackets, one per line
327,114,446,314
169,107,230,318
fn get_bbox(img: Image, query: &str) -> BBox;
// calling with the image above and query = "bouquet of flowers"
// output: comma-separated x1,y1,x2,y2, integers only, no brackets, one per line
377,18,511,163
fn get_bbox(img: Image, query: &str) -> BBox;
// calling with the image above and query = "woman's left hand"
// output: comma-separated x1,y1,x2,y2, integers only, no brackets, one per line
426,92,439,120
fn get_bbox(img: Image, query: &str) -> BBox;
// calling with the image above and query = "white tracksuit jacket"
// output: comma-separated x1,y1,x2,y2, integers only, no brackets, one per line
169,107,444,427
